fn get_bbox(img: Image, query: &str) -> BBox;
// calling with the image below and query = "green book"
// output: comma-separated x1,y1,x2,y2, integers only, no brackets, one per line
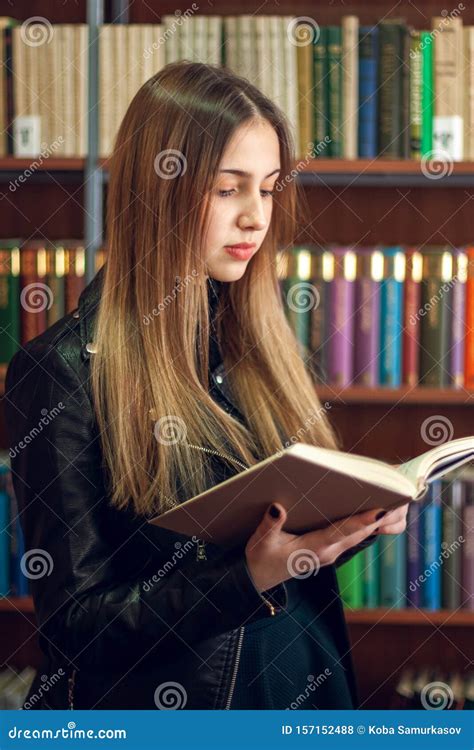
0,240,21,376
336,552,364,609
312,26,328,156
421,31,434,156
326,26,342,158
363,537,380,608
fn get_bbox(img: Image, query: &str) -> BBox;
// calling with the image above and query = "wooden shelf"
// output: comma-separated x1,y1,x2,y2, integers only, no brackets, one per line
300,158,474,175
346,608,474,627
315,385,474,405
1,598,473,627
0,596,34,613
0,157,86,171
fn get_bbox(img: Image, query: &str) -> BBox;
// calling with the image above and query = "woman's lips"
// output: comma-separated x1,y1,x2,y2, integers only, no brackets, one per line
224,245,256,260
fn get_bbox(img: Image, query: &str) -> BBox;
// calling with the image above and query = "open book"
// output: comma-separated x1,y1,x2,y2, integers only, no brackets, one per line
148,436,474,548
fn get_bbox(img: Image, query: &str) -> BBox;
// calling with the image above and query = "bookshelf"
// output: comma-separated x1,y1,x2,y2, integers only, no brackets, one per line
0,0,473,711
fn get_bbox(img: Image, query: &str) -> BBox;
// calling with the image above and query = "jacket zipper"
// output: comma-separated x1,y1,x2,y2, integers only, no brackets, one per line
186,441,278,709
224,625,245,710
186,442,248,563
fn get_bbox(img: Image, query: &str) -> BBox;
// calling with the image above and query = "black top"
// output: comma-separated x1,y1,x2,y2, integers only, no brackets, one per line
204,276,355,710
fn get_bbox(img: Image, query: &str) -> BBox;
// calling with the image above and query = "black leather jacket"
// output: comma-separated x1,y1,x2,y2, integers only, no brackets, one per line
5,266,375,710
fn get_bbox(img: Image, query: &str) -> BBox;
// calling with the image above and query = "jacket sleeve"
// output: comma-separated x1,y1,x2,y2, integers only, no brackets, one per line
4,343,288,670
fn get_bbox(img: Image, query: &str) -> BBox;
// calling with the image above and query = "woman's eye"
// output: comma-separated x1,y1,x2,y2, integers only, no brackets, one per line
218,189,274,198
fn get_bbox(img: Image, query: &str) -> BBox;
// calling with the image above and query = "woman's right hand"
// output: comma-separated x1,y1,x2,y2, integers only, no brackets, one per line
244,501,387,593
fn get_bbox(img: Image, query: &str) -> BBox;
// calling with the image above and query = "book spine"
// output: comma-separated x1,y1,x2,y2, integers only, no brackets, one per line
442,479,464,609
450,250,467,388
336,553,364,608
327,26,342,158
379,248,404,386
421,480,443,610
462,477,474,610
363,537,380,608
354,251,380,386
406,501,423,608
403,248,422,386
327,249,355,386
312,26,328,154
380,533,407,608
409,31,422,159
378,22,404,158
421,31,434,155
358,26,378,158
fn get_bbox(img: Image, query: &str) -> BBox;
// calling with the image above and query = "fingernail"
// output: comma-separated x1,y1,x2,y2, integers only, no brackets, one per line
375,510,387,521
269,504,280,519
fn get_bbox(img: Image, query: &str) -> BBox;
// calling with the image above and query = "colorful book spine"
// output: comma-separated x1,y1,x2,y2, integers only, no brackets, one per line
353,248,381,386
358,25,379,158
327,248,355,386
379,247,405,386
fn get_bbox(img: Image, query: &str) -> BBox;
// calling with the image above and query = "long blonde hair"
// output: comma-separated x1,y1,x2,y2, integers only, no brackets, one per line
90,61,340,518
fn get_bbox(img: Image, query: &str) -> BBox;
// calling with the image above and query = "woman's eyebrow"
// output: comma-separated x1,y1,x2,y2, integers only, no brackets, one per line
219,168,281,178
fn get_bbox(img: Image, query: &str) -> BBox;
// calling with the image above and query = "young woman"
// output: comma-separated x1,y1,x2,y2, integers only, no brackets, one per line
5,61,408,710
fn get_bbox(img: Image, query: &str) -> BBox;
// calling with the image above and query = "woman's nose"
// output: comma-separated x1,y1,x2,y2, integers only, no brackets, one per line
238,199,267,231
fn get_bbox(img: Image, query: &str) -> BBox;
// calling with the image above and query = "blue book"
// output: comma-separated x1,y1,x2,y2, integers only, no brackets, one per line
379,532,407,609
379,247,405,386
406,501,423,607
0,462,10,596
421,480,443,610
358,26,379,157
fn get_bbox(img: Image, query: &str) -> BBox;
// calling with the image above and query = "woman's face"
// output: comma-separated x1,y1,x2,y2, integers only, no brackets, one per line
203,119,281,282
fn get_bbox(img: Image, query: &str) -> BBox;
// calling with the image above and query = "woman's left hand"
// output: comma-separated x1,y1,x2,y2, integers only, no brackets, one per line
376,503,409,535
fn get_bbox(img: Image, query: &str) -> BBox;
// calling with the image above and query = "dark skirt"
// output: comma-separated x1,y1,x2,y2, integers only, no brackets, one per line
230,574,355,710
